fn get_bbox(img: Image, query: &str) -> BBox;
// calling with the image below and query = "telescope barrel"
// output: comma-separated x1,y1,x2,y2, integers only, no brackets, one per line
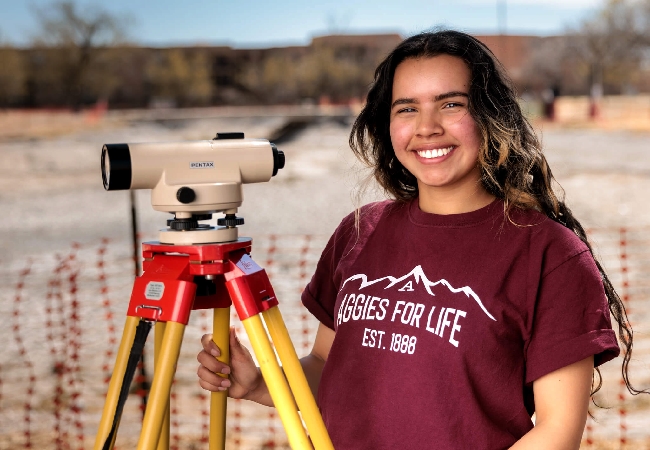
101,138,285,191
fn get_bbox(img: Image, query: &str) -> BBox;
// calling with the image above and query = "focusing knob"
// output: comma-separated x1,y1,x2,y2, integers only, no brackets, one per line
176,187,196,204
217,214,245,227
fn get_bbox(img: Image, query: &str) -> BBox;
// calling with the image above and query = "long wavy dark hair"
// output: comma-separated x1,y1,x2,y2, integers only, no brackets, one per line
350,29,644,400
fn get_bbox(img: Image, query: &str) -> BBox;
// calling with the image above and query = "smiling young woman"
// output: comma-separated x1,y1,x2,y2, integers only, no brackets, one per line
197,30,646,450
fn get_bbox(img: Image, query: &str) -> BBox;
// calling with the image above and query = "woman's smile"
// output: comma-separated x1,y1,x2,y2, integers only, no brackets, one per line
414,145,455,160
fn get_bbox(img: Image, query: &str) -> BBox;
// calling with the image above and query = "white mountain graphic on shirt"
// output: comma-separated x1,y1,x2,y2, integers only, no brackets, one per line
341,265,496,321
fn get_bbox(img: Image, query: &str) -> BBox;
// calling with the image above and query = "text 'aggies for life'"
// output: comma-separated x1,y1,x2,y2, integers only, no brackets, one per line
336,291,467,355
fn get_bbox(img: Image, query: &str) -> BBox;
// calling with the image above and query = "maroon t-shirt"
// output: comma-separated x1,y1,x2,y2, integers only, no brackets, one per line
302,199,619,449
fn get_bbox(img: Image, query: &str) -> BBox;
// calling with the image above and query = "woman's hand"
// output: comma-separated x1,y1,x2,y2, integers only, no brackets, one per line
197,322,334,408
197,327,263,401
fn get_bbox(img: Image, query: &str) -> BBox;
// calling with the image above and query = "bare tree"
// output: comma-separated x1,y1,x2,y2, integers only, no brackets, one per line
567,0,649,114
521,37,570,91
31,1,132,108
146,49,213,107
239,50,304,104
295,46,369,102
0,46,26,107
241,45,373,104
0,27,27,107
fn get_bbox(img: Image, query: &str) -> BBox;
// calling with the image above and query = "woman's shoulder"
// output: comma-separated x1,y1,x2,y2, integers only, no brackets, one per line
508,206,591,272
338,199,403,229
327,199,404,251
512,207,586,242
318,200,400,265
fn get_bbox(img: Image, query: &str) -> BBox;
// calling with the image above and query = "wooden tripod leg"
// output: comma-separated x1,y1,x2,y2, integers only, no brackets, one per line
137,321,186,450
241,315,314,450
210,307,231,450
263,306,334,450
94,315,141,450
154,322,170,450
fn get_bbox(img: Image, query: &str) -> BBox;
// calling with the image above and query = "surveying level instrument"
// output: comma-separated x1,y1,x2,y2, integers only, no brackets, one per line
94,133,334,450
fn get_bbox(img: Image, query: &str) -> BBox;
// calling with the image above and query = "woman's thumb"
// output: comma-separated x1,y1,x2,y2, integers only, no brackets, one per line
229,326,243,352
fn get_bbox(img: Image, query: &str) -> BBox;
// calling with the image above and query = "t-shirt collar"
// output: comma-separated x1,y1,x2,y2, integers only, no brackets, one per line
407,197,504,227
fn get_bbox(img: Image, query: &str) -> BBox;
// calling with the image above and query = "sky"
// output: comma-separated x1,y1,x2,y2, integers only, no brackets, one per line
0,0,604,48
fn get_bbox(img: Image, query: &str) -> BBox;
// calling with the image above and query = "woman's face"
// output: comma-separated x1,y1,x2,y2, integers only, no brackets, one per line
389,55,487,211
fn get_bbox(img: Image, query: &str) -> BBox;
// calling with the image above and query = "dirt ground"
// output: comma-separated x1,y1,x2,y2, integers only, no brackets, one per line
1,107,649,449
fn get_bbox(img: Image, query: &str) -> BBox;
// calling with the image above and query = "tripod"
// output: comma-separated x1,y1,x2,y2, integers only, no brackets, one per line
93,237,334,450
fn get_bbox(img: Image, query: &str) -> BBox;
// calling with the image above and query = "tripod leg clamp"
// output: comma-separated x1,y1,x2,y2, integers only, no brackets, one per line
127,254,197,325
224,252,279,320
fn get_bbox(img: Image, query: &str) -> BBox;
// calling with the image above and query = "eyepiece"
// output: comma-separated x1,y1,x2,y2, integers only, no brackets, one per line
271,144,285,177
101,144,132,190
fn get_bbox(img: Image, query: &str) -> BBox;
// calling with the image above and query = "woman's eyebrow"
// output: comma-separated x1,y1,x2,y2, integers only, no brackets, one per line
434,91,469,102
391,97,416,109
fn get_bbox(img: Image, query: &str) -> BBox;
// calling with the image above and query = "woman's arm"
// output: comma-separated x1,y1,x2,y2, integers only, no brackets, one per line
300,323,336,402
509,355,594,450
197,323,335,407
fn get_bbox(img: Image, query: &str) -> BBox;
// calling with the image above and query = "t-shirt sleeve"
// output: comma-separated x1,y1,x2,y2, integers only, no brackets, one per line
301,213,356,330
524,249,620,384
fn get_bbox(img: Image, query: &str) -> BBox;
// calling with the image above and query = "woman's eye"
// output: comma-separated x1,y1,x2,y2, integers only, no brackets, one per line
443,102,463,109
397,107,416,113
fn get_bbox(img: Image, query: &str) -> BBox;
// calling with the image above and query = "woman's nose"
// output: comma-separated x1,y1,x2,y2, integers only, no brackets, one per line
415,110,444,137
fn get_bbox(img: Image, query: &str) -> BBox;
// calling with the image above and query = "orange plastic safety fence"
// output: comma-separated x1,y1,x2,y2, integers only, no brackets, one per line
618,228,629,448
1,231,649,449
12,259,35,449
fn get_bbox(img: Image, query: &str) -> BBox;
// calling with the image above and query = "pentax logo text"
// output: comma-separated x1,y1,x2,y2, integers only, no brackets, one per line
190,161,214,169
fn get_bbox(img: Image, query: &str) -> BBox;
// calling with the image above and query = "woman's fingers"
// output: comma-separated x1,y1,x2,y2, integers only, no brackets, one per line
197,365,231,392
201,328,251,362
198,327,262,399
200,333,221,357
197,348,230,374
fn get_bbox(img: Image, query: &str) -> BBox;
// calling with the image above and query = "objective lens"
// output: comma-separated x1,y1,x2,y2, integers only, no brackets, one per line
101,146,110,189
101,143,132,190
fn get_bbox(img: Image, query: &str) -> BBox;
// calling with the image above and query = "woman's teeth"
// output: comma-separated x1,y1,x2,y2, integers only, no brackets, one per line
416,146,453,159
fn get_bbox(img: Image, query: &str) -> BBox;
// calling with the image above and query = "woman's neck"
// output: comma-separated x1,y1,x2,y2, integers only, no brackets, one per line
417,183,496,215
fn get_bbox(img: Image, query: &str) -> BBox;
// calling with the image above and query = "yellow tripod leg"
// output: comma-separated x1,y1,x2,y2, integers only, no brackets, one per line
210,307,230,450
263,306,334,450
154,322,170,450
241,315,313,450
137,321,185,450
94,315,140,450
